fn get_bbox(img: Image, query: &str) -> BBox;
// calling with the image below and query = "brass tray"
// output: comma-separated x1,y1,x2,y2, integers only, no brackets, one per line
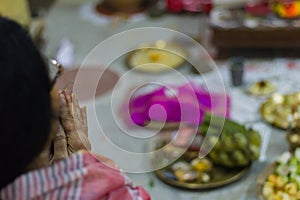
126,41,187,73
154,164,251,189
260,92,300,129
256,163,276,200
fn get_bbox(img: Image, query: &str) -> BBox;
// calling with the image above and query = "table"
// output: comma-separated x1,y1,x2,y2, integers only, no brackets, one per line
209,9,300,58
44,0,296,199
211,25,300,58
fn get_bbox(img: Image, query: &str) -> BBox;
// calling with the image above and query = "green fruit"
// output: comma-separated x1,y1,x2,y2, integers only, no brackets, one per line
289,157,299,166
199,113,262,168
208,150,219,162
219,152,234,167
232,150,249,166
249,128,262,147
208,135,221,149
249,144,260,160
232,132,248,150
222,134,235,151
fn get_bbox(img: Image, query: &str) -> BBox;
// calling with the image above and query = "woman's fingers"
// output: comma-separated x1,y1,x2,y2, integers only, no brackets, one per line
59,93,68,117
71,93,82,120
59,90,91,154
69,93,89,149
53,124,68,161
63,91,81,122
81,106,87,125
80,106,88,135
60,91,76,133
63,89,72,104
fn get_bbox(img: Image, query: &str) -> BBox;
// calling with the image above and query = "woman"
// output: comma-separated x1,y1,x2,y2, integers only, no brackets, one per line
0,17,150,200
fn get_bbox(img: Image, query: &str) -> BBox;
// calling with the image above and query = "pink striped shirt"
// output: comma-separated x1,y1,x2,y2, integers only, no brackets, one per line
0,152,150,200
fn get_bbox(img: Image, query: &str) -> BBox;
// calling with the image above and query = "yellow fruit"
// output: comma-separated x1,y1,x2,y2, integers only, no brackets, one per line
191,158,212,172
285,183,297,195
262,182,275,198
276,176,286,189
268,174,278,184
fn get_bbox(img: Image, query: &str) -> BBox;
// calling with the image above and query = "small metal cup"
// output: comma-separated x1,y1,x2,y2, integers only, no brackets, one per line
229,57,244,87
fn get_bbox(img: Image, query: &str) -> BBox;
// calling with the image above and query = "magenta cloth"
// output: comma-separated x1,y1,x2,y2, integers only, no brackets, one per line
129,83,230,126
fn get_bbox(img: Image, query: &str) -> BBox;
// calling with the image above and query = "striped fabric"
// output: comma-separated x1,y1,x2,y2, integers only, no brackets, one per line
0,152,150,200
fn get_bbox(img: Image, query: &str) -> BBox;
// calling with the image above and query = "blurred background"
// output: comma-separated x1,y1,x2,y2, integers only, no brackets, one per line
2,0,300,199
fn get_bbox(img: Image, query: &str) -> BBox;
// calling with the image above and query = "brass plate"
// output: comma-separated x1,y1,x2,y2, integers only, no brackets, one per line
256,163,276,200
260,92,300,129
126,41,187,73
154,164,251,190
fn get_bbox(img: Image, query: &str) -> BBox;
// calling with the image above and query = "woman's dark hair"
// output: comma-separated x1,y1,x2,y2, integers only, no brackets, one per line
0,17,52,188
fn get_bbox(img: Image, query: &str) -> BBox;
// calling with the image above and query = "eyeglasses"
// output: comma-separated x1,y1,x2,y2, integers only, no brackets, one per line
48,59,64,90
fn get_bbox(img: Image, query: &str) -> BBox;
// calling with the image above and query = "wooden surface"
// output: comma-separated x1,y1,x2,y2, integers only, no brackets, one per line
211,25,300,58
210,8,300,59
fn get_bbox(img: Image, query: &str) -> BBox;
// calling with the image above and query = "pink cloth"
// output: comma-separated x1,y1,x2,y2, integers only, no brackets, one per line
0,152,150,200
128,82,230,126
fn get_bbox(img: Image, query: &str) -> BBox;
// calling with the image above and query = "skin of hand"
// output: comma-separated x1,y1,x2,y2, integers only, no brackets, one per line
59,90,91,155
27,89,115,170
59,90,116,168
